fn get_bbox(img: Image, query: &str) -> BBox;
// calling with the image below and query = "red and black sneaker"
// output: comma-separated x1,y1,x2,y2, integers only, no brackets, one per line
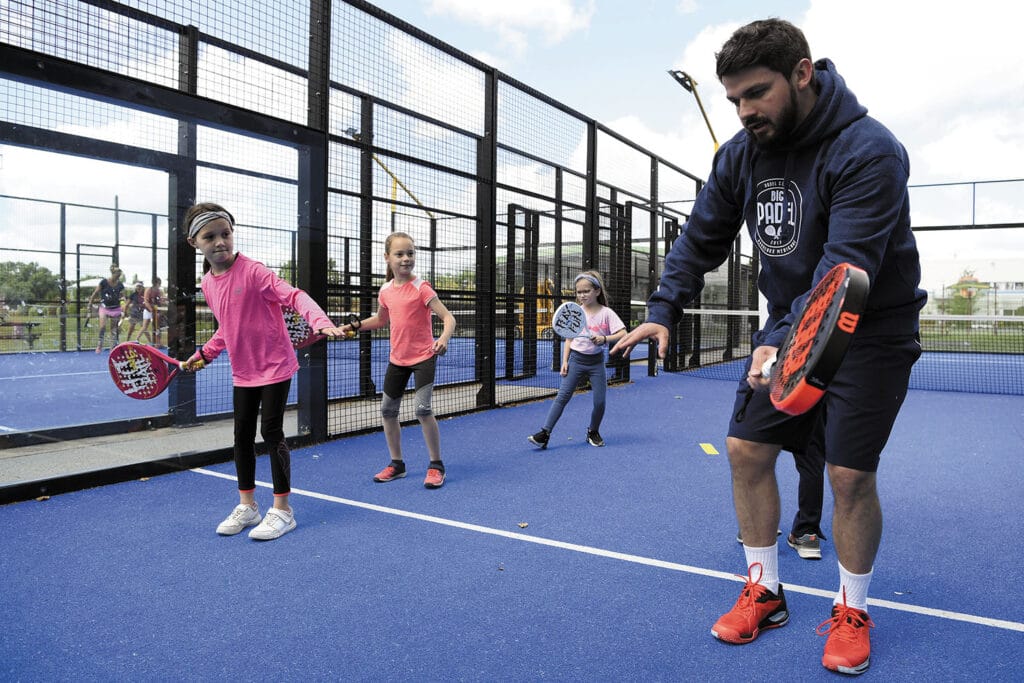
817,589,874,675
711,562,789,644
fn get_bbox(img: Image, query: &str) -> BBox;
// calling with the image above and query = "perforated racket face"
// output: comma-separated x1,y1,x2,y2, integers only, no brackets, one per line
551,301,588,338
283,306,317,349
769,264,869,415
108,343,176,399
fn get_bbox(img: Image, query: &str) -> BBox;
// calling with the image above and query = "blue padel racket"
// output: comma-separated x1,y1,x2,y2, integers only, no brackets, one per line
550,301,590,339
763,263,869,416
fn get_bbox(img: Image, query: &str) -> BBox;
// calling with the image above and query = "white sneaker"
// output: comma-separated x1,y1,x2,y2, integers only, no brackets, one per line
248,507,296,541
216,503,261,536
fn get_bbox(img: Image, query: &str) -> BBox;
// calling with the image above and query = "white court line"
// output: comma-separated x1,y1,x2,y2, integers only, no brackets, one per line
0,370,107,381
192,467,1024,633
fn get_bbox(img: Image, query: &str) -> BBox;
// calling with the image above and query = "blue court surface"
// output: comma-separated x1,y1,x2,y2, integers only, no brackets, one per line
0,338,599,432
2,373,1022,681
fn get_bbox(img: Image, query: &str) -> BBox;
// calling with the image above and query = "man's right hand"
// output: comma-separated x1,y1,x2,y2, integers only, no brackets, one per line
610,322,669,359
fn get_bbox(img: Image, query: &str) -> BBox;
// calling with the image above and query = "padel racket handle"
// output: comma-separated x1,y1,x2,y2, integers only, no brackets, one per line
761,355,776,379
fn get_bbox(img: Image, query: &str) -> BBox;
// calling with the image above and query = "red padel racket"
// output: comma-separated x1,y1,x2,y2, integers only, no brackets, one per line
763,263,869,416
108,342,183,400
550,301,590,339
282,306,358,348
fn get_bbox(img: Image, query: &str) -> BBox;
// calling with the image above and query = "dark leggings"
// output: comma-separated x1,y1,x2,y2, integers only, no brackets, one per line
233,379,291,495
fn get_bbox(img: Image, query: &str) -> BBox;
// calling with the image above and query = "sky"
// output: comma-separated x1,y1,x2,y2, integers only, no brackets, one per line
367,0,1024,186
366,0,1024,297
1,0,1022,300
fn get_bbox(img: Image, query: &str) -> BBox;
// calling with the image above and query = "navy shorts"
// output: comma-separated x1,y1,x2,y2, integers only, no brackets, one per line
727,333,922,472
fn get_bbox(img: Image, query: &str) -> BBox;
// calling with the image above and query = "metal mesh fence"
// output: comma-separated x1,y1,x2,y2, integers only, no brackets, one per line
3,0,1017,452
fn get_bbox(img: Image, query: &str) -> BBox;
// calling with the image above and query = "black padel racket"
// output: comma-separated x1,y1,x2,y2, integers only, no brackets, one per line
764,263,869,416
283,305,319,349
283,306,358,348
550,301,590,339
343,313,360,339
108,342,182,400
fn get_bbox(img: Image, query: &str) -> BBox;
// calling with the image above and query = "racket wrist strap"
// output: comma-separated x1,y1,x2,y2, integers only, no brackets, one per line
197,346,209,363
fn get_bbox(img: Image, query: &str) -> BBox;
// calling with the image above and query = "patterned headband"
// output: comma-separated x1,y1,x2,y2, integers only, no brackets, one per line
187,210,233,239
574,273,600,288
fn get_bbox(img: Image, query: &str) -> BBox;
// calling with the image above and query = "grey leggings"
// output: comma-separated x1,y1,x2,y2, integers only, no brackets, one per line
543,350,607,433
381,357,436,418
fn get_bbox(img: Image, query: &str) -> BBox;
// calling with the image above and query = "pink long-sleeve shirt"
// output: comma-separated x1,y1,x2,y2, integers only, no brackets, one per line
200,253,334,387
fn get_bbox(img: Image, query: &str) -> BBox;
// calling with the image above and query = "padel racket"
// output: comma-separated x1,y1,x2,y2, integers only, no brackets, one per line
282,306,359,348
108,342,182,400
550,301,591,339
282,305,320,349
343,313,361,338
763,263,869,415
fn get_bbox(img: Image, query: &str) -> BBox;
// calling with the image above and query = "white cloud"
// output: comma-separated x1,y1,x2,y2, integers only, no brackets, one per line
667,2,1024,186
916,111,1024,183
676,0,699,14
427,0,595,54
667,22,746,176
467,49,512,72
801,0,1024,184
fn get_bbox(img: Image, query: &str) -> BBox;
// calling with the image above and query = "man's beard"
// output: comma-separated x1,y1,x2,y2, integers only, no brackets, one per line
746,86,800,150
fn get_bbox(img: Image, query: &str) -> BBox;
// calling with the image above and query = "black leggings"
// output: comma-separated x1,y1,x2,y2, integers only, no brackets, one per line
232,379,291,495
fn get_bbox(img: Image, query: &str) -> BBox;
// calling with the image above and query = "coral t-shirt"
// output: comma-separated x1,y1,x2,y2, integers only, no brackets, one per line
378,277,437,366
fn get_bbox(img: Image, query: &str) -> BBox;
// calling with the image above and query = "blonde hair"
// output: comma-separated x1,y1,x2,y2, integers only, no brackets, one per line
384,231,414,281
575,269,609,306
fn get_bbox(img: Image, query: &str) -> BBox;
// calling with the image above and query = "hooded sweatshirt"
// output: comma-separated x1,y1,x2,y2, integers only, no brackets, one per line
647,59,926,348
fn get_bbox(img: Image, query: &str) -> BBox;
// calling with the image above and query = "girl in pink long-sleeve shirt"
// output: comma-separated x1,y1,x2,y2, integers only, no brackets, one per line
181,202,344,541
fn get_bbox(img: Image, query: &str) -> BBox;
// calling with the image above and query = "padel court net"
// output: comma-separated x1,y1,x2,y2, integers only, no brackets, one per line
661,310,1023,396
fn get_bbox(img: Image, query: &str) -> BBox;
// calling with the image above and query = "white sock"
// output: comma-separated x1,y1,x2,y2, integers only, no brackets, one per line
743,542,779,594
836,561,872,611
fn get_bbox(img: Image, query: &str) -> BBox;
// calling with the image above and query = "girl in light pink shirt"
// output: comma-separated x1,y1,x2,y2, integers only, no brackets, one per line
181,202,345,541
341,232,456,489
528,270,626,450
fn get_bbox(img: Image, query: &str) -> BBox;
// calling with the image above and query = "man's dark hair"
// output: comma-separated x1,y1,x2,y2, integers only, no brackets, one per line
715,18,811,81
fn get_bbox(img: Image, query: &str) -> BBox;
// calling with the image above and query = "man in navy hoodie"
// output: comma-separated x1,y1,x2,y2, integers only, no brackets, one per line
613,18,925,675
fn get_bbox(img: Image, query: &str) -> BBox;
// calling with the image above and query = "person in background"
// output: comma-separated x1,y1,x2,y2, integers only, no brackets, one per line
137,276,164,346
123,281,146,342
88,266,125,353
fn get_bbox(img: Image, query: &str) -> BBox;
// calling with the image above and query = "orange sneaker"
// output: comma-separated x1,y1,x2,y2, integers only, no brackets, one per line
817,589,875,675
424,467,445,489
711,562,789,644
373,464,406,483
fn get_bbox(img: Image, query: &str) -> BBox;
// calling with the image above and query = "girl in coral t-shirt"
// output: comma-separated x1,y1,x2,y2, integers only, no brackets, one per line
342,232,456,489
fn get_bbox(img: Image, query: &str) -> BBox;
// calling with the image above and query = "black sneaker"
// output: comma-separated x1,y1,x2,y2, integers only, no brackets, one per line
586,429,604,447
528,429,550,449
787,533,822,560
